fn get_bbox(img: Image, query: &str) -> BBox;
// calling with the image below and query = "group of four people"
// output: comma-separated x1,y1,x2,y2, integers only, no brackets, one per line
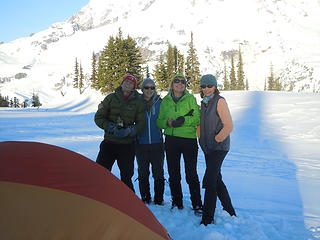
94,73,236,226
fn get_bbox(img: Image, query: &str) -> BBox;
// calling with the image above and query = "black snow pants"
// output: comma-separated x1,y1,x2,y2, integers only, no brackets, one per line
96,140,135,192
136,142,165,204
202,150,235,224
165,135,202,209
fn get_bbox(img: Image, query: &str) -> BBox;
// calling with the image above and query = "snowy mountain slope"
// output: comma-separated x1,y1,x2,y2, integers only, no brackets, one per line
1,0,320,105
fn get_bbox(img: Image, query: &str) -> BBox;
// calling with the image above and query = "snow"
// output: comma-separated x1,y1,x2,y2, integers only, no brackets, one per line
1,0,320,95
1,90,319,239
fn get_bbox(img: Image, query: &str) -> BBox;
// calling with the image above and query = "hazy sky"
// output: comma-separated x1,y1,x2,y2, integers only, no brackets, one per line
0,0,89,43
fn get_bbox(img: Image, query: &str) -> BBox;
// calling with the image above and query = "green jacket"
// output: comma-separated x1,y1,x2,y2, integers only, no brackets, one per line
156,90,200,139
94,87,145,144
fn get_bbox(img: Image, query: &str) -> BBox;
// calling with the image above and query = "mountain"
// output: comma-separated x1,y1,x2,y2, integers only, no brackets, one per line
1,0,320,105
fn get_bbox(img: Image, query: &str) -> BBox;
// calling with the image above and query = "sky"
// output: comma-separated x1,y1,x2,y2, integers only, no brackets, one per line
0,88,320,239
0,0,89,43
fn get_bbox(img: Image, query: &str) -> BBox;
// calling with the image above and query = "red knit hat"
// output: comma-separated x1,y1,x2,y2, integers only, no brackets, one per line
121,74,137,89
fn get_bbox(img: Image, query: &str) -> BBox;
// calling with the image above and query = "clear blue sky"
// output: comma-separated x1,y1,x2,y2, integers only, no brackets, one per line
0,0,89,43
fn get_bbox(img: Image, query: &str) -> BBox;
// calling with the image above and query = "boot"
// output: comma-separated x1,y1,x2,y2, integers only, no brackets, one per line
170,181,183,209
154,179,164,205
139,179,151,204
201,188,217,225
189,181,202,213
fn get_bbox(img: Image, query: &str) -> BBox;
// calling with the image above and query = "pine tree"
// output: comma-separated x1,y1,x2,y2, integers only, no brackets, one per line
73,58,79,88
245,78,249,90
0,93,9,107
229,54,237,90
145,65,150,78
166,43,175,83
237,46,245,90
268,63,275,90
79,63,84,94
185,32,201,94
90,52,99,90
32,93,41,107
97,29,143,93
264,79,267,91
153,53,168,90
223,62,229,90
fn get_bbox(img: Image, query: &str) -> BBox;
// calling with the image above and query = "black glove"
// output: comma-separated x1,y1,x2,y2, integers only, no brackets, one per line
184,109,194,117
113,125,137,138
171,116,185,128
107,122,116,134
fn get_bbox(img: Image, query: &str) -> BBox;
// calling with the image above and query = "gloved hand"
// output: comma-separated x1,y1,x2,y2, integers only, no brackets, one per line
127,125,137,137
107,122,116,134
114,127,131,138
113,125,137,138
171,116,185,128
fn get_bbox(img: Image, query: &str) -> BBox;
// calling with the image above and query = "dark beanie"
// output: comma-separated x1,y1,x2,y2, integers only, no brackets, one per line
200,74,217,87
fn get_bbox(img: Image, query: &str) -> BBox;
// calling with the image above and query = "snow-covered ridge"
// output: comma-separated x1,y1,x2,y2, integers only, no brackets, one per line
0,0,320,105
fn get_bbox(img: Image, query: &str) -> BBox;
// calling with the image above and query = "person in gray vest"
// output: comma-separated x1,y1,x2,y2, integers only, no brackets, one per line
198,74,236,226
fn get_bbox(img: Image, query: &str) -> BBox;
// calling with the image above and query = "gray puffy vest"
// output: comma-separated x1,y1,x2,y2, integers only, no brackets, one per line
199,94,230,154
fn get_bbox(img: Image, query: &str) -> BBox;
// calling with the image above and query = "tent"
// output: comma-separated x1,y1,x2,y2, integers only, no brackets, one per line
0,141,170,240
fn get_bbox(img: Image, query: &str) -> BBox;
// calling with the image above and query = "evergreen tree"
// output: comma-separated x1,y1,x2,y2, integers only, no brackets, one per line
177,52,185,75
32,93,41,107
13,97,19,108
73,58,79,88
173,46,185,74
245,78,249,90
237,46,245,90
264,79,267,91
0,93,9,107
97,29,143,93
145,65,150,78
90,52,99,90
185,32,201,94
223,62,229,90
267,63,278,91
153,53,168,90
166,43,175,83
79,63,84,94
229,54,237,90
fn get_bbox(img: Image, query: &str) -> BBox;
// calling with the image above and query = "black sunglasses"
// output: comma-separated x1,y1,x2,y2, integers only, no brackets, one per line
173,78,186,84
201,85,214,89
144,86,155,90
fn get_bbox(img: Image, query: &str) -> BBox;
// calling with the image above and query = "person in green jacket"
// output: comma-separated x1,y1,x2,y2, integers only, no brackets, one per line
94,74,145,192
156,73,202,214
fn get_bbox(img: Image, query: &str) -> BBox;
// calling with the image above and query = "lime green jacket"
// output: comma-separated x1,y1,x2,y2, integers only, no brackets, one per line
156,90,200,139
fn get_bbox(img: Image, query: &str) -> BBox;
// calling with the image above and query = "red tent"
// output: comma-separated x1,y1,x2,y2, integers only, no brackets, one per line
0,141,170,240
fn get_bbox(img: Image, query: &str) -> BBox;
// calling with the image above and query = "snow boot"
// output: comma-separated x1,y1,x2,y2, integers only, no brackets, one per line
139,179,151,204
154,179,164,205
169,181,183,210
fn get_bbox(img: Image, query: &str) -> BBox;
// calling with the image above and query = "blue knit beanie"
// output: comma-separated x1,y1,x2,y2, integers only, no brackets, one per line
141,78,155,90
200,74,217,87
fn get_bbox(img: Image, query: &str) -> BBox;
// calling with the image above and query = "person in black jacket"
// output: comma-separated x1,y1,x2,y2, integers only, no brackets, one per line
95,74,145,192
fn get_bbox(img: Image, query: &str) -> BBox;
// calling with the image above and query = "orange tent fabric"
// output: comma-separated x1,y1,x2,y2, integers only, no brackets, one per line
0,141,170,240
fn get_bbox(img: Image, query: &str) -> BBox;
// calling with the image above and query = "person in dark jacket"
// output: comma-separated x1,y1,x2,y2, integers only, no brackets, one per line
136,78,165,205
156,73,202,214
198,74,236,226
94,74,145,192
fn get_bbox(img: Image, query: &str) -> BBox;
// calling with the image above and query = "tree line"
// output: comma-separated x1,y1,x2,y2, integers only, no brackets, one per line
73,30,285,94
72,30,253,95
0,92,41,108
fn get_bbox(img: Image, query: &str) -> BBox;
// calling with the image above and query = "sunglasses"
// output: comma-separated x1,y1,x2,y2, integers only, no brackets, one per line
173,78,186,84
144,86,155,90
201,85,214,89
